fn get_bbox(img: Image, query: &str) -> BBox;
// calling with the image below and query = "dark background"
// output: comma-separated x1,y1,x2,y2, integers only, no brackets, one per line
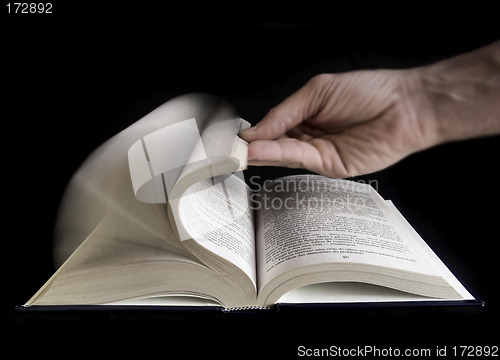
3,4,500,357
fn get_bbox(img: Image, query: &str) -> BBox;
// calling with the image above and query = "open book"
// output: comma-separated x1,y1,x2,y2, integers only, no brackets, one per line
24,94,478,310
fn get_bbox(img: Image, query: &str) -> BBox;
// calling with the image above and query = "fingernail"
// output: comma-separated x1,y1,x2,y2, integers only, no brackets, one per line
239,126,257,139
243,125,258,132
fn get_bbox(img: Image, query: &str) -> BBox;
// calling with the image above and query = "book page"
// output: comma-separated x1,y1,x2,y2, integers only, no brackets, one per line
26,207,200,306
385,201,474,300
127,96,249,204
255,175,443,291
177,174,257,287
277,282,432,304
63,208,197,272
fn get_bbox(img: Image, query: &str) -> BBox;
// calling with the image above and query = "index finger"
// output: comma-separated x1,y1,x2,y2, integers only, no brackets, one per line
240,75,328,142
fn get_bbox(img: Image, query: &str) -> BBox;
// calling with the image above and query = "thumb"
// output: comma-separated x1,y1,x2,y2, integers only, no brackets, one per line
240,77,323,141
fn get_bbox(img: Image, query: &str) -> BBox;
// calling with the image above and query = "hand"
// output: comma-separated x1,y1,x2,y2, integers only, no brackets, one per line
240,70,438,178
240,40,500,179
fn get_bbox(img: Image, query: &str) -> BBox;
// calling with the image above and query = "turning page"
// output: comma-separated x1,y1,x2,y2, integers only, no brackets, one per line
128,110,249,204
177,173,257,288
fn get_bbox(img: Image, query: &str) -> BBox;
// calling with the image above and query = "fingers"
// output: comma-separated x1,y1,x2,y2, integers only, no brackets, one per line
240,76,328,142
239,70,412,179
287,123,329,139
246,133,374,179
239,105,304,142
247,138,335,176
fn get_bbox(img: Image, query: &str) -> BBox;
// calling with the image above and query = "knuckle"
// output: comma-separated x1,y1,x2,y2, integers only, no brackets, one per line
308,73,335,88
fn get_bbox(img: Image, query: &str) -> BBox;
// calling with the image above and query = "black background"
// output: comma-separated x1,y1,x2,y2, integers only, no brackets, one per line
3,3,500,358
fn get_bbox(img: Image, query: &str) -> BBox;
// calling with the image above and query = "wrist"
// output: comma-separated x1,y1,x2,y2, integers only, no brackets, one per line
415,41,500,144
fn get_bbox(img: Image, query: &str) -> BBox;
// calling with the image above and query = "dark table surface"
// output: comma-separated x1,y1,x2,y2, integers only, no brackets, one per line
3,9,500,358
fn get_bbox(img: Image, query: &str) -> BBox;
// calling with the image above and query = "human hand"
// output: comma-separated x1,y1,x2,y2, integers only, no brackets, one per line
240,70,438,178
240,41,500,179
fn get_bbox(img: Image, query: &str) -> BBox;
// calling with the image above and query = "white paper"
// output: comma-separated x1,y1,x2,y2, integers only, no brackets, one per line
143,118,207,176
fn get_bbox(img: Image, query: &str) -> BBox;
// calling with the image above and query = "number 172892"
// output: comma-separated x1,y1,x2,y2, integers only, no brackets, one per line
6,3,53,14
